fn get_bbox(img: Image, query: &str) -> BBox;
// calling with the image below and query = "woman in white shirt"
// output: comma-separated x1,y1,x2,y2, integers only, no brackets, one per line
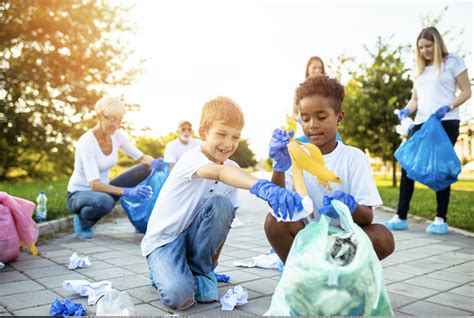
385,27,471,234
66,96,167,239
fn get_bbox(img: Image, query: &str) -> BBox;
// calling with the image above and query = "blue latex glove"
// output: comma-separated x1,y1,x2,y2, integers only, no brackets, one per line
435,105,450,119
269,128,294,172
151,157,169,171
250,179,303,220
123,185,153,199
397,108,410,121
50,298,86,316
319,190,358,219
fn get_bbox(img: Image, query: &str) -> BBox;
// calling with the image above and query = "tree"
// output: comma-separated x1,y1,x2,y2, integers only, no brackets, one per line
230,139,258,169
340,38,413,186
0,0,140,179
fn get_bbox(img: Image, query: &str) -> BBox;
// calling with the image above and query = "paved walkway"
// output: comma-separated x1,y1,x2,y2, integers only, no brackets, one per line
1,190,473,316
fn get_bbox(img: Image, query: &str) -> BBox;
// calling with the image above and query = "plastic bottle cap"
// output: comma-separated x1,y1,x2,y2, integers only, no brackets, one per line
40,191,45,194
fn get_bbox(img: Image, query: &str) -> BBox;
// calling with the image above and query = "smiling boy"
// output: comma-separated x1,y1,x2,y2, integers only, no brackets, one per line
265,75,395,264
141,96,303,310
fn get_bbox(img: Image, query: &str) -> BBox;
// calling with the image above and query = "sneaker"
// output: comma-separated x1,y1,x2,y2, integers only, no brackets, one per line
426,217,448,234
73,215,94,239
383,215,409,231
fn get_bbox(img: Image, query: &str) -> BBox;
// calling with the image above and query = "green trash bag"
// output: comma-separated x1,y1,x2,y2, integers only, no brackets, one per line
264,200,394,316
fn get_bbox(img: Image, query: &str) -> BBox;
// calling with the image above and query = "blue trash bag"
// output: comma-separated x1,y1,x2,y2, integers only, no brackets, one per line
394,115,461,192
120,166,170,233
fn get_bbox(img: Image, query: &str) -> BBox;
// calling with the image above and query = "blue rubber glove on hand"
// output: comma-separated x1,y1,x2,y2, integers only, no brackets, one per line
250,179,303,221
435,105,450,119
151,158,169,171
397,108,410,122
269,129,294,172
318,190,357,219
123,185,153,199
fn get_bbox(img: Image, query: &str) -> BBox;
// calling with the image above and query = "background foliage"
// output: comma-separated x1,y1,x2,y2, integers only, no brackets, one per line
0,0,139,180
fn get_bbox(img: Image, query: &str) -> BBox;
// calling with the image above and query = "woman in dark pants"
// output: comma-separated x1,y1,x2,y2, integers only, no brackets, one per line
67,96,167,239
384,27,471,234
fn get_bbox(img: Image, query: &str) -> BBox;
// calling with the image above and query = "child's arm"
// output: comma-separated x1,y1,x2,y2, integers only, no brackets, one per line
271,171,286,188
196,163,258,189
196,163,303,220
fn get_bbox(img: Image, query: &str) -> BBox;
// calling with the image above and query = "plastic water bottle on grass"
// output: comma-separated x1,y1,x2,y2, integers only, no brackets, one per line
36,191,47,223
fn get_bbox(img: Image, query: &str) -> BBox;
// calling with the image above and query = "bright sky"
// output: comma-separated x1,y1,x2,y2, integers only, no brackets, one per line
118,0,473,160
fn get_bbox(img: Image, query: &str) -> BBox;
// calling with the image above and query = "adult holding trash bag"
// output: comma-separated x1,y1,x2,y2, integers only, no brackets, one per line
67,96,168,239
385,27,471,234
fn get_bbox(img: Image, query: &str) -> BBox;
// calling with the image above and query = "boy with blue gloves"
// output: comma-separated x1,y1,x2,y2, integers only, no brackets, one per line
265,75,394,264
141,96,303,310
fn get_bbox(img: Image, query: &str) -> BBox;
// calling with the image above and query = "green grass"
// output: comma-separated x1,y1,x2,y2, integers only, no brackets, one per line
2,175,473,233
0,179,69,222
375,175,474,232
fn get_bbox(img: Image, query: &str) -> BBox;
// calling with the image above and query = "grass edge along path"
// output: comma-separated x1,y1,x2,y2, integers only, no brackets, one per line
1,175,473,232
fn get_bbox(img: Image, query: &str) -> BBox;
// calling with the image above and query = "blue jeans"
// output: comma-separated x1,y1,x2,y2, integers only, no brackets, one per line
147,195,235,310
67,164,151,229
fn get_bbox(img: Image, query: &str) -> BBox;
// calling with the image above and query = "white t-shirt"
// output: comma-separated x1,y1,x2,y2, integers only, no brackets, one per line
141,146,240,256
285,142,382,224
164,138,201,163
414,53,467,124
67,130,143,192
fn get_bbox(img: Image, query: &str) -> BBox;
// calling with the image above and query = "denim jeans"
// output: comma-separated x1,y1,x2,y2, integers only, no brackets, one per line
147,195,235,310
67,164,151,229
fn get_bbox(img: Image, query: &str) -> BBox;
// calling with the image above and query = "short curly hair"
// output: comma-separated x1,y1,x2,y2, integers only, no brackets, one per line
294,75,345,113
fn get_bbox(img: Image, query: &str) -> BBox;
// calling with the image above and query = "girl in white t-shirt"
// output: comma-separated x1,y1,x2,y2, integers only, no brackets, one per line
385,27,471,234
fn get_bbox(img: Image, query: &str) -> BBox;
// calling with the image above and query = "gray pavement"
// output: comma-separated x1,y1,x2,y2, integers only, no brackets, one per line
1,189,473,316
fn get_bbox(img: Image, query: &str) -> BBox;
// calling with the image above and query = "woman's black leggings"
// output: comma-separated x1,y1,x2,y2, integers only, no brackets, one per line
397,120,460,221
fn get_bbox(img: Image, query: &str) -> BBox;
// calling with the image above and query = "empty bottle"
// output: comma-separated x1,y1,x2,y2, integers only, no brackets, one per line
36,191,47,223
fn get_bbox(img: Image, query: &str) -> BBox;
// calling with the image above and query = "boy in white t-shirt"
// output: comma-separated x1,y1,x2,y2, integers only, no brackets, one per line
141,96,303,310
164,120,201,169
265,75,395,264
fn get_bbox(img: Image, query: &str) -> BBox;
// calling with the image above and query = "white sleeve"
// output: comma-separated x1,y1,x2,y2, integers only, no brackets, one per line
164,143,177,163
117,131,143,160
347,153,383,207
78,142,100,182
175,148,213,181
451,54,467,77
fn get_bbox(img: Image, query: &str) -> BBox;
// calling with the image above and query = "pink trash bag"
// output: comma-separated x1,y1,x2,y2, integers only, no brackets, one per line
0,192,39,263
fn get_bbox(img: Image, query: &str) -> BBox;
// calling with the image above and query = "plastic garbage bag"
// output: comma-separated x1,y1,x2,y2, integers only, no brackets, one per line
96,290,137,316
120,167,169,233
0,204,20,263
265,200,393,316
395,115,461,192
0,192,38,260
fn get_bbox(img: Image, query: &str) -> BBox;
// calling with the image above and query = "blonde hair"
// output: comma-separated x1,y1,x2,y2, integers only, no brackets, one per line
200,96,245,131
94,95,126,117
415,27,448,77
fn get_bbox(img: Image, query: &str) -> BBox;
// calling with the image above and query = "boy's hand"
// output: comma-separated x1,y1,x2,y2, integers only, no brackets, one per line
269,129,294,172
435,105,450,119
250,179,303,220
151,157,169,171
318,190,357,219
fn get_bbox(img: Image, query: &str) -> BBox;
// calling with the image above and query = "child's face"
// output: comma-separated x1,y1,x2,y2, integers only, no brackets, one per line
299,94,343,154
199,122,241,164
